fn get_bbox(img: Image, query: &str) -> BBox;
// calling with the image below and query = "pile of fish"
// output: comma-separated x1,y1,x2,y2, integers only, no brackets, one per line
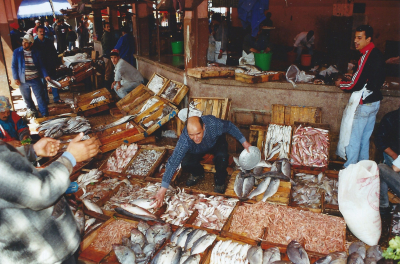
103,182,175,213
38,116,91,138
264,124,292,160
72,208,102,236
138,104,175,128
291,125,329,167
235,65,262,75
106,143,138,172
89,95,106,105
125,149,164,176
94,115,135,132
210,240,252,264
152,227,217,264
234,159,292,201
148,75,166,94
79,178,131,202
114,221,172,264
291,172,338,208
345,242,382,264
161,81,179,101
192,196,238,230
76,169,102,194
160,188,199,226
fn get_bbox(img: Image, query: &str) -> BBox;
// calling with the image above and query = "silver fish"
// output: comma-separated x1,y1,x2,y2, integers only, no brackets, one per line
95,115,135,132
182,254,201,264
73,210,85,234
185,229,207,251
177,228,193,248
131,243,144,257
113,245,136,264
364,257,376,264
315,255,333,264
287,240,310,264
120,203,158,218
248,177,271,199
247,245,263,264
179,250,191,264
154,243,182,264
130,198,157,210
242,176,255,199
262,178,280,202
84,218,96,231
253,166,264,176
171,226,186,244
131,228,146,248
347,252,364,264
366,245,382,261
234,172,245,198
349,242,366,259
263,247,281,264
281,159,291,178
82,199,103,214
138,220,150,235
190,234,217,255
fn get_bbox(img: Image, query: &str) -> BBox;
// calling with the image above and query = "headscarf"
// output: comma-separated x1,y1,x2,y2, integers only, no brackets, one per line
0,96,12,112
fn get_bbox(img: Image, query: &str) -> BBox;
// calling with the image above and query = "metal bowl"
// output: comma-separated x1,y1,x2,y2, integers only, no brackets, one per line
238,146,261,170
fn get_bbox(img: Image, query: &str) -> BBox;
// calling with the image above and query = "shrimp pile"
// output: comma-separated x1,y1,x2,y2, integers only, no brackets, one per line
92,220,138,252
291,125,329,167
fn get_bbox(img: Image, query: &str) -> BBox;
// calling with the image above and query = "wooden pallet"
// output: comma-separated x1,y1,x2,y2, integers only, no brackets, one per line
271,104,322,126
75,88,113,113
225,170,291,205
235,71,285,84
187,67,235,79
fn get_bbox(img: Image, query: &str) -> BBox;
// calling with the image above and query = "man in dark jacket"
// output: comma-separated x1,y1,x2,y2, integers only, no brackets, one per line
34,26,63,104
114,26,135,66
9,22,24,50
12,34,49,118
335,25,385,167
66,26,77,51
102,22,114,90
55,18,68,53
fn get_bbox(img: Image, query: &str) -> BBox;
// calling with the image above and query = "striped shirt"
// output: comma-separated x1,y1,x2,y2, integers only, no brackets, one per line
23,50,39,80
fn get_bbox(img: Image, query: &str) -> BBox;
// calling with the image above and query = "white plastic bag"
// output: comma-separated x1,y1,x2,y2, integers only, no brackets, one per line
286,65,300,87
338,160,381,245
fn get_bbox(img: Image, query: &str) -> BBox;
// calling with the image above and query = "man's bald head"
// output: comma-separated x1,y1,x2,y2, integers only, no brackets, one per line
187,116,205,144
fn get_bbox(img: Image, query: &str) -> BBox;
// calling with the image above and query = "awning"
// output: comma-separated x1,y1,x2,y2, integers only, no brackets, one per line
17,0,71,19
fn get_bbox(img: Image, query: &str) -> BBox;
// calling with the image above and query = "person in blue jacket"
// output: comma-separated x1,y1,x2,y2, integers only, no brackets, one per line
114,26,135,66
12,34,50,118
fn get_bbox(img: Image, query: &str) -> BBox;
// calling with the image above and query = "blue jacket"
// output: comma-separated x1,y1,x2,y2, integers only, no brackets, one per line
12,46,48,83
114,33,135,66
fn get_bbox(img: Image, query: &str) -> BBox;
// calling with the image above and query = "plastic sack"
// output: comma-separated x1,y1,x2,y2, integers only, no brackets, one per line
297,71,315,83
338,160,381,245
286,65,300,87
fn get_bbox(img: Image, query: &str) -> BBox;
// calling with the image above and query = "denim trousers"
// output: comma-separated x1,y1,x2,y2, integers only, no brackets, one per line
41,78,60,103
344,101,380,167
19,78,48,116
379,159,400,208
181,135,229,186
114,80,143,99
68,41,75,51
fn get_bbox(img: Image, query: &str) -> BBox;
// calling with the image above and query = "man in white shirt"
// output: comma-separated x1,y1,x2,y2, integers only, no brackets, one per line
293,30,314,62
110,49,144,98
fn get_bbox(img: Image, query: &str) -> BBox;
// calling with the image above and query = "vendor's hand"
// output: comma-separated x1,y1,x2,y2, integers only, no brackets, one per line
111,81,116,88
45,76,51,82
393,165,400,173
15,79,21,86
115,81,121,90
151,187,167,208
33,137,60,157
8,140,22,148
66,132,101,162
242,141,251,153
335,78,342,87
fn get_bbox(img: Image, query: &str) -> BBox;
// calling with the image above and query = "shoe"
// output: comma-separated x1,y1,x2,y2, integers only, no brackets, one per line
214,184,226,194
186,174,204,187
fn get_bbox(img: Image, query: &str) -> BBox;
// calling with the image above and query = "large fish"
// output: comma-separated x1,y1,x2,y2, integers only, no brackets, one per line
184,229,208,251
287,241,310,264
262,178,280,202
138,220,150,235
247,245,263,264
190,234,217,255
347,253,364,264
171,226,186,244
248,177,271,199
120,203,158,218
130,198,157,210
94,115,135,132
182,254,201,264
242,176,255,199
82,199,103,214
263,247,281,264
177,228,193,248
131,228,146,248
154,243,182,264
349,242,366,259
234,172,245,198
113,245,136,264
115,207,164,222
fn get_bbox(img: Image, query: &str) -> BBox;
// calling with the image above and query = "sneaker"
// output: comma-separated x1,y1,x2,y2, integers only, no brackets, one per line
186,174,204,187
214,184,226,194
26,109,37,119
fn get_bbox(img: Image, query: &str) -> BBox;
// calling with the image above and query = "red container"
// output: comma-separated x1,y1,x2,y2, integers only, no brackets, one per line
301,54,312,66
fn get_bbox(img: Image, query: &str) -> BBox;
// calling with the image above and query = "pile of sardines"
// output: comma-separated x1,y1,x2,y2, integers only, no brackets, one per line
38,116,91,138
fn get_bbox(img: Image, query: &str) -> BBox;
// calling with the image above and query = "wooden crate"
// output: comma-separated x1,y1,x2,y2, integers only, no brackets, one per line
159,79,189,105
225,170,291,205
98,143,138,176
249,125,268,155
72,61,92,74
271,104,322,126
72,67,95,83
191,97,231,120
146,73,169,95
116,84,154,115
75,88,113,113
123,145,167,179
235,71,285,84
99,134,154,154
95,121,144,150
322,170,340,216
187,67,235,79
149,148,182,184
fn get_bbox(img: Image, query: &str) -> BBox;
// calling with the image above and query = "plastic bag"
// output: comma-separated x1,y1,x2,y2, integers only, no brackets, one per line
297,71,315,83
286,65,300,87
338,160,381,245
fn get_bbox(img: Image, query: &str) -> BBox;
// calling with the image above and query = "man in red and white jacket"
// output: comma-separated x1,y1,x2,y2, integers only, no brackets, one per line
335,25,385,167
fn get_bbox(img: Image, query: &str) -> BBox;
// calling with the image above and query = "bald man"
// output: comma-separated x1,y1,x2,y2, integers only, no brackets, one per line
152,115,251,207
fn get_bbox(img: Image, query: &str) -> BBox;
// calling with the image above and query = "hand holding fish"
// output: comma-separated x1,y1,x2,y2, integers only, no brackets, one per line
66,132,101,162
151,187,167,208
33,137,60,157
242,140,251,153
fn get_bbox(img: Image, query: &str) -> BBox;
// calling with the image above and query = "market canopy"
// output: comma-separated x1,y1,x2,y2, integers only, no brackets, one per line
17,0,71,19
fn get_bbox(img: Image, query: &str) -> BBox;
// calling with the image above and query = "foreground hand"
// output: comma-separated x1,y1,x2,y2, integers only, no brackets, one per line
151,187,167,208
115,82,121,90
393,165,400,173
15,80,21,86
45,76,51,82
66,133,101,162
8,140,22,148
33,137,60,157
335,78,342,87
242,141,251,153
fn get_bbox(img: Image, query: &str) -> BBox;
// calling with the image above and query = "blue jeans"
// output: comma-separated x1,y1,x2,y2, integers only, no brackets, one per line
344,101,380,167
19,78,48,116
41,78,60,103
296,46,313,61
114,80,143,99
379,162,400,208
68,41,75,51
